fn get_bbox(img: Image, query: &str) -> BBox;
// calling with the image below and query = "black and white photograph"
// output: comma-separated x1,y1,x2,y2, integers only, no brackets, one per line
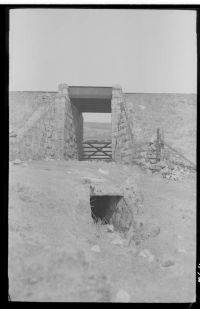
8,6,197,302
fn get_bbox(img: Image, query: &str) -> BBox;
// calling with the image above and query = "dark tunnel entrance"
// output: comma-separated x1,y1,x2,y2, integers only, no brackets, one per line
68,86,113,162
90,195,123,224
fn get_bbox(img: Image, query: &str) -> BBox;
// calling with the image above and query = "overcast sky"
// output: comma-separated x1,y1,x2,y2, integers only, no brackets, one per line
9,9,197,122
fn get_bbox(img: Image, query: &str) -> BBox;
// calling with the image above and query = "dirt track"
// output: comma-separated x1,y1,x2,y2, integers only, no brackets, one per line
9,160,196,302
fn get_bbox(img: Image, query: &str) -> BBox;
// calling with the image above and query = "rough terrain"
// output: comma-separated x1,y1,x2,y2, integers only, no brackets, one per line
125,93,196,164
9,160,196,302
9,91,196,302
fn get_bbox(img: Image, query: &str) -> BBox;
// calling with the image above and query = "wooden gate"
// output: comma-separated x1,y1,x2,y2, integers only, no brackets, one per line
82,140,112,161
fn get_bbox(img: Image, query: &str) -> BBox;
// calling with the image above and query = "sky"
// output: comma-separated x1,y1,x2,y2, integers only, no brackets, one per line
9,9,197,122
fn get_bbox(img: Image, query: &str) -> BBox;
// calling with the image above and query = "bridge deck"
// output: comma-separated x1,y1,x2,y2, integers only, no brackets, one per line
69,86,112,113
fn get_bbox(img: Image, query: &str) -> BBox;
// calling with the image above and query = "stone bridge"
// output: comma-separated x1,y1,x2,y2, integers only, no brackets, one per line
9,84,133,163
9,85,196,171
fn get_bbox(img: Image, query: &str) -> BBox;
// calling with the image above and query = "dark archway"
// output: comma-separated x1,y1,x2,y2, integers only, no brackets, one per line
68,86,112,161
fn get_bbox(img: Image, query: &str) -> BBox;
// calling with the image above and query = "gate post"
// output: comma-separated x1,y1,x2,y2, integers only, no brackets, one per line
111,84,123,161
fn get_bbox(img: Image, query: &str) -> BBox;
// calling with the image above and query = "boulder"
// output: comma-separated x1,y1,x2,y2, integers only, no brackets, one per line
13,159,22,165
148,159,156,164
139,249,154,262
157,160,167,168
162,167,170,174
98,168,109,175
106,224,114,233
111,237,124,246
150,164,161,171
115,289,130,303
91,245,101,253
161,259,175,268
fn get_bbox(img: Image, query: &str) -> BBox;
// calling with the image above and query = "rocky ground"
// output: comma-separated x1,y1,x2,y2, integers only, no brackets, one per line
8,159,196,302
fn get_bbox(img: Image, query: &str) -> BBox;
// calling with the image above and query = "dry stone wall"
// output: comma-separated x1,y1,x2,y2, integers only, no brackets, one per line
112,87,196,179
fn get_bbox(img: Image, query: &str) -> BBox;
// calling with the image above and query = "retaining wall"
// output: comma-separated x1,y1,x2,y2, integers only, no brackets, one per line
9,86,83,161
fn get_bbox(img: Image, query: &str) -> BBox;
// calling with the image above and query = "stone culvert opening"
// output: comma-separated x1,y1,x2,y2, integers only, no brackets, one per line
90,195,123,225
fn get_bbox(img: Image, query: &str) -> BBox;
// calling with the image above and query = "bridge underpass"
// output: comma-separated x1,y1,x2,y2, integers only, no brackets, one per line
68,86,112,161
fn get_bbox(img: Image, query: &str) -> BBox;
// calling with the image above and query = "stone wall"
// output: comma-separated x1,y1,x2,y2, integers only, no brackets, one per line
136,139,196,180
64,90,83,160
9,86,196,170
111,85,134,163
9,85,83,161
10,98,56,161
112,85,144,164
9,91,57,131
112,86,196,178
